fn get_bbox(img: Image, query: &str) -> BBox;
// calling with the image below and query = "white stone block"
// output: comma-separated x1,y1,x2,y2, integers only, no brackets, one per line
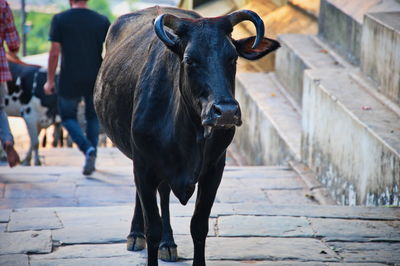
361,12,400,105
301,68,400,205
234,72,301,165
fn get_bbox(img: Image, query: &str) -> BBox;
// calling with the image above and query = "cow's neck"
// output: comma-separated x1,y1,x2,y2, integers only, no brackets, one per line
156,90,205,202
171,86,204,149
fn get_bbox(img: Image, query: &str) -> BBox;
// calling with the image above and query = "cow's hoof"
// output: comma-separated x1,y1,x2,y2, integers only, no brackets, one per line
21,159,31,166
127,235,146,251
158,243,178,262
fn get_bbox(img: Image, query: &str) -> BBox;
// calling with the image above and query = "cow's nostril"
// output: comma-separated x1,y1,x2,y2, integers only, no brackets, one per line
213,104,223,116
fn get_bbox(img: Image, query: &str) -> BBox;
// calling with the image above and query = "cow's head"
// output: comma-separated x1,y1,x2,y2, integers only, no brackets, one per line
154,10,279,138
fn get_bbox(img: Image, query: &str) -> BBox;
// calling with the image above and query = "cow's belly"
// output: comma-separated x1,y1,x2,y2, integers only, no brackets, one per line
94,77,134,159
25,97,53,128
5,95,53,129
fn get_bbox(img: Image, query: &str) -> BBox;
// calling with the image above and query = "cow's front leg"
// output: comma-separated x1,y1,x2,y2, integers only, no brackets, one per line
135,168,162,266
21,146,32,166
32,128,42,166
158,181,178,262
21,118,40,166
127,192,146,251
191,158,225,266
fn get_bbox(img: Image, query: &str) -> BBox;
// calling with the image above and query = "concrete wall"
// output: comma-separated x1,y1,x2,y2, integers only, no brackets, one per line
275,36,307,108
302,69,400,206
275,34,346,110
233,73,300,166
318,0,362,65
361,12,400,105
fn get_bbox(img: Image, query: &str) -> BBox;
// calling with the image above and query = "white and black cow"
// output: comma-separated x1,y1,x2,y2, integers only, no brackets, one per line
4,58,61,165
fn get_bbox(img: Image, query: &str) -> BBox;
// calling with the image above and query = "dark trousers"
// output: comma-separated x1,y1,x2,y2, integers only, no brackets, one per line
58,94,99,155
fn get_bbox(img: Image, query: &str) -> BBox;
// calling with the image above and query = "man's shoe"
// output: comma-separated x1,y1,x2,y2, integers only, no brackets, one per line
83,148,96,175
4,142,20,168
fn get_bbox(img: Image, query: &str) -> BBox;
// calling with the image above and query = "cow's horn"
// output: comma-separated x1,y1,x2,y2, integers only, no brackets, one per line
227,10,265,49
154,14,181,47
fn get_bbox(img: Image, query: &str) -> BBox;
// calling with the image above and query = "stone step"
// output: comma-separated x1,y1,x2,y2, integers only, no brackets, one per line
361,11,400,106
1,204,400,265
302,68,400,206
0,163,323,209
234,72,301,165
275,34,351,109
318,0,400,65
350,70,400,119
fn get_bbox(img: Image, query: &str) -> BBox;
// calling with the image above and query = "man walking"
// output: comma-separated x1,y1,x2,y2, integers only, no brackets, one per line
44,0,110,175
0,0,20,167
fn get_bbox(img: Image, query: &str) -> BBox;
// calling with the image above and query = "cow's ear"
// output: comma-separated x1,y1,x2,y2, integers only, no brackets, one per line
234,36,280,61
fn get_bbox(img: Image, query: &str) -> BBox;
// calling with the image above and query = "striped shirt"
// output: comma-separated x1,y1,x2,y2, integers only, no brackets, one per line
0,0,20,82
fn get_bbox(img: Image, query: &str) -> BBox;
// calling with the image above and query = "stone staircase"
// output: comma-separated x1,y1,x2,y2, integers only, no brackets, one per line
233,0,400,206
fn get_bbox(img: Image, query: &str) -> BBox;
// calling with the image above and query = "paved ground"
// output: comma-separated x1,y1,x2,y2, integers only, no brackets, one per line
0,147,399,265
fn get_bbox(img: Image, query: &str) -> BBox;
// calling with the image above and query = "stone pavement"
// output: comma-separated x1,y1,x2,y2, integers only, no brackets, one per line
0,148,399,265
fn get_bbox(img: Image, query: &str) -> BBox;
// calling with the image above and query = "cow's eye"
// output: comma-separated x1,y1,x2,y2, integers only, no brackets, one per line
183,56,196,66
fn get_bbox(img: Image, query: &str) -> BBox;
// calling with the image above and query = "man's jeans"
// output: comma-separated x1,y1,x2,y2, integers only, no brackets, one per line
0,82,14,144
58,94,99,155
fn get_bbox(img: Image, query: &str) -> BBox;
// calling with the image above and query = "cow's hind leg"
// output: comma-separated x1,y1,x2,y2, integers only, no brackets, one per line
135,166,162,266
158,181,178,262
191,158,225,266
127,192,146,251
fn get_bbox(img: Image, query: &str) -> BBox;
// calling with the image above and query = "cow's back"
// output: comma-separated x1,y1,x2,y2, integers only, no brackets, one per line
7,62,40,104
105,7,199,53
94,7,200,159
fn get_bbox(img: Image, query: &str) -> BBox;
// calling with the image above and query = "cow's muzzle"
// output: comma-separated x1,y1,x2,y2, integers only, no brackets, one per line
202,102,242,127
202,102,242,138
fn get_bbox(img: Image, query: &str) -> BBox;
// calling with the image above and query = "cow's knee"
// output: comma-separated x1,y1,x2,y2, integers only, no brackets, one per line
191,214,209,242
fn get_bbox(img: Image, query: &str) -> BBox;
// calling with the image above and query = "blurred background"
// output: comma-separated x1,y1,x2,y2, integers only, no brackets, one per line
8,0,317,57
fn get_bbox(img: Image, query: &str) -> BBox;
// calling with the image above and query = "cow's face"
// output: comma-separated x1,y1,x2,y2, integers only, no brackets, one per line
180,22,241,133
154,10,280,137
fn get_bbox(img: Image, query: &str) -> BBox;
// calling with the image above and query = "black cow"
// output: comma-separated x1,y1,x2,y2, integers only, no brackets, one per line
4,59,61,165
94,6,279,265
